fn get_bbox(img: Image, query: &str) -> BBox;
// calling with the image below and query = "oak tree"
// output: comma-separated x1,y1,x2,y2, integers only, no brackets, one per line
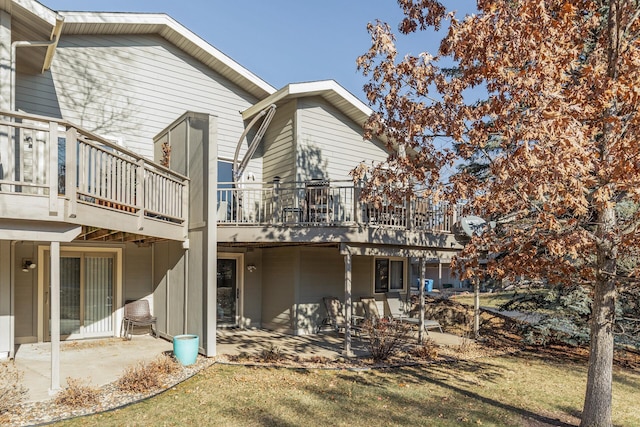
356,1,640,426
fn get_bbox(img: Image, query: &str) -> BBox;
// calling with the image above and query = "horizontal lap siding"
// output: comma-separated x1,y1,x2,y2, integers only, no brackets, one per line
297,97,388,182
263,100,295,182
16,34,258,162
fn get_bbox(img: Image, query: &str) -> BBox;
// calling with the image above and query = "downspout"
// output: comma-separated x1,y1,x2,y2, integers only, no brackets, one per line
10,17,64,112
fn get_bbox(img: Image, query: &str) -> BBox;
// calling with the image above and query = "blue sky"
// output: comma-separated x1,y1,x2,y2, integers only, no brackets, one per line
43,1,476,104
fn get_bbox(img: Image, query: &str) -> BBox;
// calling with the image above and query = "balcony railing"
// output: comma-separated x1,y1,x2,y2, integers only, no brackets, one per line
0,110,189,231
217,180,464,233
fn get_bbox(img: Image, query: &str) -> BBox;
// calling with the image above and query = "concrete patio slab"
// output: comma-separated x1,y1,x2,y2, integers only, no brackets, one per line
12,328,467,402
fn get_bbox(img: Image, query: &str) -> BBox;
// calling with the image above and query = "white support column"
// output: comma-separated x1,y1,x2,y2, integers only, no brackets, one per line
0,241,12,359
50,241,60,393
343,250,353,357
438,261,443,290
418,257,426,343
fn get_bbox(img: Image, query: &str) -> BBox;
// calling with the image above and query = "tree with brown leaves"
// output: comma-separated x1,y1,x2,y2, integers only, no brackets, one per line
356,1,640,426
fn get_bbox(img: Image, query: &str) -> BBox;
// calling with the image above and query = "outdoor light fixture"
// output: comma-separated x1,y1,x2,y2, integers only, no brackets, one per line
22,259,36,272
246,264,257,273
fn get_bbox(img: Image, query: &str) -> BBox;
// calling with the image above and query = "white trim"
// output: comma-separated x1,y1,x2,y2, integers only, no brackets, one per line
372,256,407,294
58,12,275,99
37,245,123,342
243,80,372,122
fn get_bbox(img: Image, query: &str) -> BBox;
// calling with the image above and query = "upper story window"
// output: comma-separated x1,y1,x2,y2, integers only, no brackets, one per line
374,258,404,293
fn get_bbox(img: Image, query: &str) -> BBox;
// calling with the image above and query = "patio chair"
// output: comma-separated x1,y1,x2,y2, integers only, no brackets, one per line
321,297,360,336
360,297,382,324
384,292,443,333
121,299,157,340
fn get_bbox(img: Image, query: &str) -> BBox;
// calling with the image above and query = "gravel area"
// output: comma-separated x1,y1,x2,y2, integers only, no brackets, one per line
1,356,216,427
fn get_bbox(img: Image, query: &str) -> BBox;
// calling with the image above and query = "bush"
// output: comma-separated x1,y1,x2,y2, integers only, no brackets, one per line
259,344,285,363
409,339,439,360
54,377,100,408
116,354,180,394
117,362,161,394
363,319,412,362
0,363,27,414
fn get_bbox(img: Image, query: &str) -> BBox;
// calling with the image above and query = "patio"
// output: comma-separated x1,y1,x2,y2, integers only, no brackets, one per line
13,329,466,402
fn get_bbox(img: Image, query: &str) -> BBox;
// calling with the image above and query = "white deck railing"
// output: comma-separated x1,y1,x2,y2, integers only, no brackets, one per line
0,110,189,228
217,180,464,233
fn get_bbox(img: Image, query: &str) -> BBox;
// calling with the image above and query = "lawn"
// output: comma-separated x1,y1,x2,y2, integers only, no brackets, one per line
56,351,640,427
450,289,546,309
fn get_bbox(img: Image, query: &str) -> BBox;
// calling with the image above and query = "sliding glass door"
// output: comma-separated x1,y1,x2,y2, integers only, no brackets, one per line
47,252,114,340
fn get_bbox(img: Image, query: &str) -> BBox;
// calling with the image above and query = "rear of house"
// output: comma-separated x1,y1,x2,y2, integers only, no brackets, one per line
0,0,464,390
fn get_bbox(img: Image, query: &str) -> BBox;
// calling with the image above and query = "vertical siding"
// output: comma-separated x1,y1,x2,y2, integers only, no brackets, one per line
297,96,388,182
123,244,153,301
261,247,296,333
16,34,259,160
262,100,296,183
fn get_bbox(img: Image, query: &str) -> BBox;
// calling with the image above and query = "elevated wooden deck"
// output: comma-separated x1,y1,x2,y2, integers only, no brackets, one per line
0,111,188,242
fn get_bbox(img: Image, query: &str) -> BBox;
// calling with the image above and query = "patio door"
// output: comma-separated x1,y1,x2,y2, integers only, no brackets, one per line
45,252,115,340
217,255,243,327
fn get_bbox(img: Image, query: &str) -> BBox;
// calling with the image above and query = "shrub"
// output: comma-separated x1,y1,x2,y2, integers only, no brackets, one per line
0,363,27,414
54,377,100,408
259,344,285,363
148,354,180,377
410,339,439,360
363,318,412,362
117,362,161,393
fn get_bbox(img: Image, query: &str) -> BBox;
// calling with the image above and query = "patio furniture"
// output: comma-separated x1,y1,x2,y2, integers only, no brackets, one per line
305,180,332,223
384,292,443,333
121,299,157,340
321,297,360,336
360,297,382,324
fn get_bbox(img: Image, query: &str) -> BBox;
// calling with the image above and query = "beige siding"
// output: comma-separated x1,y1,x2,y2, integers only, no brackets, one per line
123,244,152,302
14,242,38,341
261,247,296,333
262,99,296,183
297,96,388,182
16,34,259,161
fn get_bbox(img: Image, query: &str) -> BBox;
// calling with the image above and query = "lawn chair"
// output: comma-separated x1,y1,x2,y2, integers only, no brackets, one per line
360,297,382,324
121,299,157,340
384,292,443,333
322,297,360,336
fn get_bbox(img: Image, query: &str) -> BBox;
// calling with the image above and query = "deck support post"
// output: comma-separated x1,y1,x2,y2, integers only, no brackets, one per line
343,250,353,357
50,241,60,394
418,257,426,343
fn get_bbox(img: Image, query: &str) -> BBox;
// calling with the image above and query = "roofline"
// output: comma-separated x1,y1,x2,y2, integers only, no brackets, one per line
9,0,60,25
57,11,276,99
242,80,372,122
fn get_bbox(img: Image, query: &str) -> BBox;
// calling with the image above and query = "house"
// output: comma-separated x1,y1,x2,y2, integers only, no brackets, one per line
0,0,463,390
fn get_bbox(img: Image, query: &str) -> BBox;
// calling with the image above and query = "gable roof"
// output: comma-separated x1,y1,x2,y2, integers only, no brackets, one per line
58,11,276,100
2,1,276,99
242,80,372,126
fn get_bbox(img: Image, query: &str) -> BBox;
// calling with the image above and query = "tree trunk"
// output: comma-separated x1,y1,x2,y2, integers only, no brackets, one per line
581,206,617,427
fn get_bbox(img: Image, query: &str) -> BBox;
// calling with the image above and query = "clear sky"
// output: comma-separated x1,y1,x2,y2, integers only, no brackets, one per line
42,0,476,104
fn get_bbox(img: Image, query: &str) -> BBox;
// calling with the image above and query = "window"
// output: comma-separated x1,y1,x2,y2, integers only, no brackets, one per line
374,258,404,293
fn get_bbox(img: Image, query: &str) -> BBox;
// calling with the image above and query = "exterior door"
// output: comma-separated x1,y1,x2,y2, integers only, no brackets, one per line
217,258,239,326
46,253,114,340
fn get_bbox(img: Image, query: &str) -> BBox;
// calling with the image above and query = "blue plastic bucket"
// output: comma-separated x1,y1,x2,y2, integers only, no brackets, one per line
173,334,199,366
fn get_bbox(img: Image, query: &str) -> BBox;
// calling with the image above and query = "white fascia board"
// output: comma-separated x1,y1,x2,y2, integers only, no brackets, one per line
10,0,60,26
242,80,372,123
59,12,276,99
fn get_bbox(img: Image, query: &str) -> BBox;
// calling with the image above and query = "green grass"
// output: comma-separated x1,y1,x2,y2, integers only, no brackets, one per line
56,352,640,427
